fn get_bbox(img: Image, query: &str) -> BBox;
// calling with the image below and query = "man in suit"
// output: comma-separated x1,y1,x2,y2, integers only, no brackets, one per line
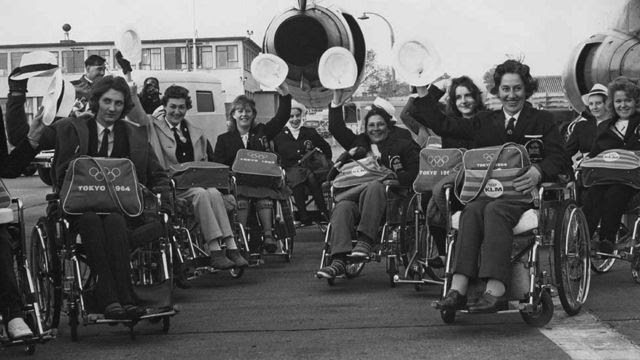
38,75,169,320
70,54,106,113
410,59,570,313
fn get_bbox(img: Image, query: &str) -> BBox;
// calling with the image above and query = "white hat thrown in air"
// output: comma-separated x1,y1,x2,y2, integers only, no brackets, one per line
581,83,608,106
291,99,307,113
115,27,142,65
392,37,442,86
42,69,76,125
10,51,58,80
251,53,289,89
318,47,358,90
372,97,396,120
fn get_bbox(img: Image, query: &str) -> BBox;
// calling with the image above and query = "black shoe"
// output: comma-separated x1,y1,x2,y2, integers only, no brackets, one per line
435,290,467,311
263,236,277,253
123,304,147,320
174,273,192,289
600,240,615,254
467,292,508,313
104,303,128,320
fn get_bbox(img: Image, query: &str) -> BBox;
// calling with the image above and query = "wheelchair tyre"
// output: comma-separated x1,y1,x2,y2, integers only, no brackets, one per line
327,278,335,286
554,201,591,316
440,309,455,324
424,231,445,282
631,254,640,284
162,316,170,333
25,344,36,355
387,256,398,288
229,267,244,279
69,304,79,342
30,218,62,331
411,270,423,292
520,289,554,328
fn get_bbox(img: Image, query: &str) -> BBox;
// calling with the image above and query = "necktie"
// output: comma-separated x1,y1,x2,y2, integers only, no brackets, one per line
506,117,516,139
98,128,110,157
172,126,185,144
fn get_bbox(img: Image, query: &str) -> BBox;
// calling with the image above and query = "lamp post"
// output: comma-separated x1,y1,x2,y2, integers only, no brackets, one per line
358,11,396,95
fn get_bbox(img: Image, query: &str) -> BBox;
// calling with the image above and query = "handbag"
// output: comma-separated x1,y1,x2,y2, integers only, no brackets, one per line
299,148,333,178
170,161,230,190
231,149,282,189
413,148,464,193
332,156,397,189
580,149,640,189
60,156,143,216
455,142,533,205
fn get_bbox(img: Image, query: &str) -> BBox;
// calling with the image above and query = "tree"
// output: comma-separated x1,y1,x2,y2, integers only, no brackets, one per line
356,49,410,98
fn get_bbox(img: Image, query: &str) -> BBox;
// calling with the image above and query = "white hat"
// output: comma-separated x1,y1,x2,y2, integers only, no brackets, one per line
372,97,396,120
318,47,357,90
10,51,58,80
392,37,442,86
291,99,307,113
42,69,76,125
581,83,608,106
251,53,288,89
115,27,142,65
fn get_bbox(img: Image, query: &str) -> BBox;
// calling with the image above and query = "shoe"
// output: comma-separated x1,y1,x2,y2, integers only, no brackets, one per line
350,241,373,258
600,240,615,254
434,289,467,311
174,270,192,289
467,292,508,313
227,249,249,268
7,317,33,339
316,261,346,279
263,236,277,254
104,303,128,320
210,250,235,270
123,304,147,320
427,256,445,269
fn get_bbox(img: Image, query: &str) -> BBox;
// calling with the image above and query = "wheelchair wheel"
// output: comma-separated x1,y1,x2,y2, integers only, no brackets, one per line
386,256,398,288
229,267,244,279
631,253,640,284
440,309,455,324
424,230,445,282
162,316,170,333
590,225,626,273
25,344,36,355
520,289,554,327
30,218,62,331
69,304,79,342
554,201,591,316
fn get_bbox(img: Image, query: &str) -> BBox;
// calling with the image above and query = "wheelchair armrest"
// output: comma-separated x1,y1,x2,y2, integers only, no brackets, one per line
539,182,565,191
382,179,401,187
45,193,59,202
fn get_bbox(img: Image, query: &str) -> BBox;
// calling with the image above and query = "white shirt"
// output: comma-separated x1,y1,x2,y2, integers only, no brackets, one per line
96,122,114,156
287,124,301,140
164,118,186,142
614,119,629,139
370,144,382,159
241,133,249,148
503,109,522,128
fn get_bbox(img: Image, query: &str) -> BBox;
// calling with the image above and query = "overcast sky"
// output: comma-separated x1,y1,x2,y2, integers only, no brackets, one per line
0,0,630,80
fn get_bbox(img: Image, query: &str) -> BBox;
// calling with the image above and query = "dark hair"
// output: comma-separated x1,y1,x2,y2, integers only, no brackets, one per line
162,85,192,109
143,77,159,88
228,95,257,132
85,54,106,67
490,59,538,99
364,106,392,127
88,75,133,118
607,76,640,116
446,76,486,118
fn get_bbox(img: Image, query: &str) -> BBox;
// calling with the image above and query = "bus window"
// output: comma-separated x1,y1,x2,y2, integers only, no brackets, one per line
196,91,215,112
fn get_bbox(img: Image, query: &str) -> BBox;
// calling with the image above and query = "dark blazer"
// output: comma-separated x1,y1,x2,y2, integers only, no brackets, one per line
71,75,93,102
212,95,292,166
411,86,570,182
589,113,640,157
273,126,332,168
39,115,168,191
0,105,38,179
565,117,599,157
328,105,420,186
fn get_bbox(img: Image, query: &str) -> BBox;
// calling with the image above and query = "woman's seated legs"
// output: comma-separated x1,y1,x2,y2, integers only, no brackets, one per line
307,173,329,220
352,181,386,255
0,226,32,338
585,184,637,252
292,184,311,225
316,199,358,279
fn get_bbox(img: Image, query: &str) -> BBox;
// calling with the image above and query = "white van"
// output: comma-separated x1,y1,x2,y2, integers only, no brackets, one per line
30,70,227,185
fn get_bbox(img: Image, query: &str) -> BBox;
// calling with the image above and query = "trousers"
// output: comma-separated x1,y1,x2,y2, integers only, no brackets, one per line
178,187,234,241
0,225,21,323
583,184,638,242
329,181,386,256
453,199,530,284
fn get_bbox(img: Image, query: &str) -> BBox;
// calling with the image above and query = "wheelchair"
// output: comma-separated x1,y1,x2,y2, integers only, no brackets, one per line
30,189,178,341
435,182,591,327
317,179,414,287
0,199,54,355
169,176,252,282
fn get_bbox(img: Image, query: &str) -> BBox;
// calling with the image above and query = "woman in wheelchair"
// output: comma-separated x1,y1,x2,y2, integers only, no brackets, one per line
583,77,640,254
130,85,248,270
213,89,292,253
0,84,47,338
274,100,332,226
316,90,420,279
410,59,570,313
565,83,609,161
37,76,171,320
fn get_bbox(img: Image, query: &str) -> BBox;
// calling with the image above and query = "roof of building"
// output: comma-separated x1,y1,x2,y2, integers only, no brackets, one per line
0,36,261,51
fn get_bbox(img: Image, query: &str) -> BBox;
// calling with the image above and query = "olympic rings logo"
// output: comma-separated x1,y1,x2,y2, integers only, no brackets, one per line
427,155,449,167
483,153,494,162
89,167,121,182
247,152,270,160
